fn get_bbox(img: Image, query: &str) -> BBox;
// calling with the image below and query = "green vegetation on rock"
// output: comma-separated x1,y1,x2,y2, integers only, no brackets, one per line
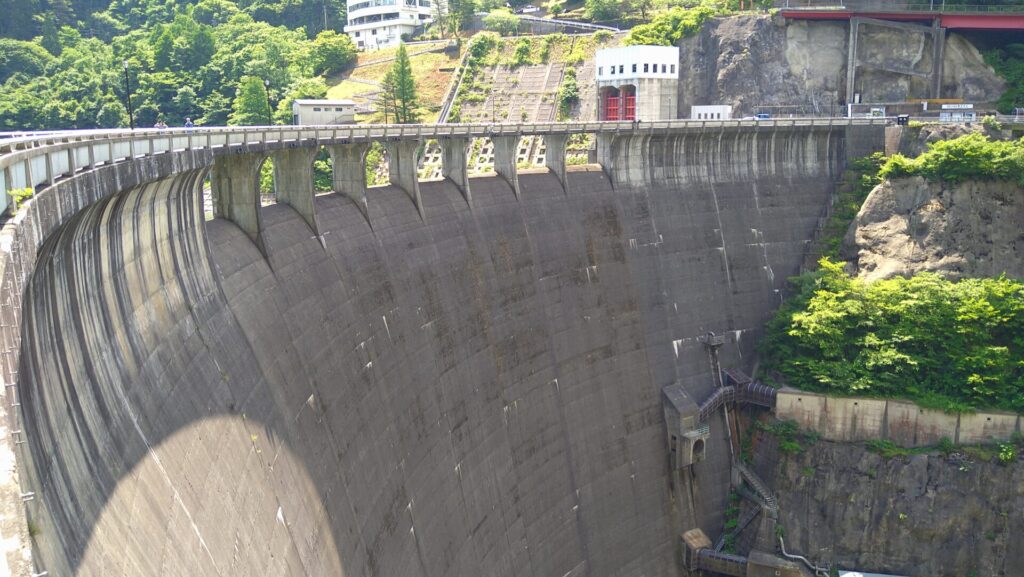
556,68,578,120
879,133,1024,188
756,419,819,455
624,1,772,46
816,152,884,260
625,5,719,46
762,259,1024,413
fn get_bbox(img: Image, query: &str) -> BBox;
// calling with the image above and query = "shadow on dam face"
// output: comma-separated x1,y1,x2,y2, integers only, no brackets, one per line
14,129,844,576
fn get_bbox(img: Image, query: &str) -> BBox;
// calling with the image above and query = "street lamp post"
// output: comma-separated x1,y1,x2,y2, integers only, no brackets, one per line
122,60,135,130
263,79,273,126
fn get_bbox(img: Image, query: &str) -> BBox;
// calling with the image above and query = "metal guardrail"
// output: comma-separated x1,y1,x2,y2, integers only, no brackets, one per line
517,14,621,32
0,117,887,214
782,0,1024,14
697,381,778,422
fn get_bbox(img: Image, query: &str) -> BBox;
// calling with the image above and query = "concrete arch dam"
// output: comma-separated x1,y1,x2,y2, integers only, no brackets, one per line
0,121,883,577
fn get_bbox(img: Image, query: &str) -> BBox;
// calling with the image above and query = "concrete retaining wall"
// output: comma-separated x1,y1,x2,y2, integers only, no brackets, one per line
776,389,1023,446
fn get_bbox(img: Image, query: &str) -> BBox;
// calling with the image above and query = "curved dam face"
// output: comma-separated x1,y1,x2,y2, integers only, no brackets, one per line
15,128,847,577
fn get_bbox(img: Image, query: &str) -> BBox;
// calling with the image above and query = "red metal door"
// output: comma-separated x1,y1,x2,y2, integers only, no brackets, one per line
605,96,620,121
624,96,636,121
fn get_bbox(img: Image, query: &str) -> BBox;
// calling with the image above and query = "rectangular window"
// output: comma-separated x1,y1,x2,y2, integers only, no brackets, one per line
598,67,603,75
313,107,322,112
643,63,649,73
661,64,666,73
336,107,345,112
671,64,676,74
610,66,614,75
632,63,637,73
619,65,624,74
355,31,361,37
651,62,657,73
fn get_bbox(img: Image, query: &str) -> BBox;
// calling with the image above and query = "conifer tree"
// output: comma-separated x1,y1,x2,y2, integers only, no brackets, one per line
228,75,272,126
389,43,419,124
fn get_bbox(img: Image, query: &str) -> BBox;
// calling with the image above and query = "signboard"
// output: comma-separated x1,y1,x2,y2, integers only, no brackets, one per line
941,103,974,110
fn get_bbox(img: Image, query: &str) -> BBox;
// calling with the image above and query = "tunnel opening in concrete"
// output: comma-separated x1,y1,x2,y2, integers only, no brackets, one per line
2,123,882,577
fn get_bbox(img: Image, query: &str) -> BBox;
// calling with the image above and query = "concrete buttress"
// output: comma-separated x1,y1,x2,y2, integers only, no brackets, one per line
327,142,372,225
385,139,425,220
441,137,472,207
211,152,265,253
491,135,521,199
271,147,321,238
595,132,617,183
543,134,569,194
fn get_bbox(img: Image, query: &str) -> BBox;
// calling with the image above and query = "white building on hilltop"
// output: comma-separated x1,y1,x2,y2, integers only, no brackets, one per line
595,45,680,122
345,0,435,50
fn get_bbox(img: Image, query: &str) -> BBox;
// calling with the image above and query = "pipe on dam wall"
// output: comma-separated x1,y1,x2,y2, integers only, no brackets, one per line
6,126,877,577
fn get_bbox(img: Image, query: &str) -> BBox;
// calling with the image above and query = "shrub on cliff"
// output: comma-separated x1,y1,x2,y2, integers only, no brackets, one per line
879,133,1024,188
761,259,1024,413
624,5,720,46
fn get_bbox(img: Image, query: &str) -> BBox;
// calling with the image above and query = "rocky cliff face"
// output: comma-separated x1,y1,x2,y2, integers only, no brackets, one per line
844,176,1024,282
677,15,1004,116
766,440,1024,576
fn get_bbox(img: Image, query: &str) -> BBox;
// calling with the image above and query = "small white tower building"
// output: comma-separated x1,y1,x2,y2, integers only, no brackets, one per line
595,45,680,121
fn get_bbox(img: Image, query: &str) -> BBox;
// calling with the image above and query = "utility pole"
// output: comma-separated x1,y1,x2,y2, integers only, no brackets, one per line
122,60,135,130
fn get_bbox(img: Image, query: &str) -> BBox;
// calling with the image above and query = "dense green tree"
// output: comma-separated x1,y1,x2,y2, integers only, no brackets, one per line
0,39,55,83
446,0,476,32
181,26,216,69
984,43,1024,114
49,0,78,27
38,14,63,54
192,0,241,25
96,100,128,126
0,0,348,130
585,0,621,21
762,259,1024,412
309,30,355,76
483,8,518,36
229,74,271,125
0,0,42,40
153,30,174,69
238,0,347,38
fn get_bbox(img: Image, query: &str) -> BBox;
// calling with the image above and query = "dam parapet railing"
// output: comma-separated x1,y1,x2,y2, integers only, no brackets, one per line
776,388,1023,447
0,118,887,213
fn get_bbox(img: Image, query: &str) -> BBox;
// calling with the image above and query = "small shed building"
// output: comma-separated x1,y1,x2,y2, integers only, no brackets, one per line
292,99,357,125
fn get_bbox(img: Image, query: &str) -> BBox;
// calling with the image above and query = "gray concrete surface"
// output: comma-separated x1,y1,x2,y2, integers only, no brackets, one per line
5,124,872,577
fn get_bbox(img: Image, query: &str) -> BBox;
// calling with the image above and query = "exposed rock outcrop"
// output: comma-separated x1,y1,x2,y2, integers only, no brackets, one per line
844,176,1024,281
767,440,1024,576
677,14,1004,116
